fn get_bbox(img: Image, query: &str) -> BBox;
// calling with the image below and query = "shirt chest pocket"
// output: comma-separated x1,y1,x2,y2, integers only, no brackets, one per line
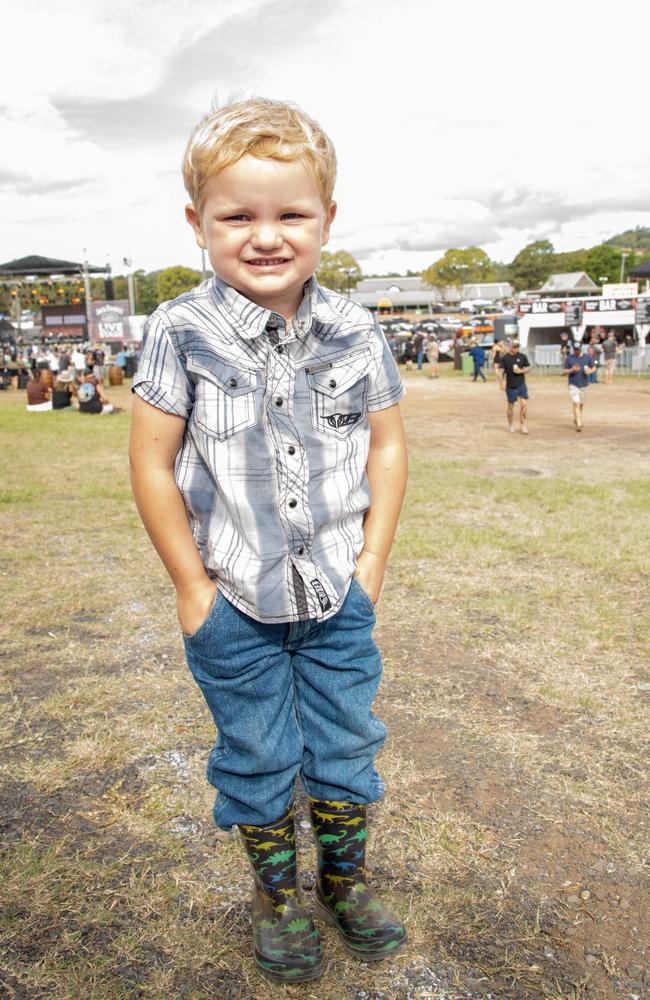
306,348,371,439
187,354,259,442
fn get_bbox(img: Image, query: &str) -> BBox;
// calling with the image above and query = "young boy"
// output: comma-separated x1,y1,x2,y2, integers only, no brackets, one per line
129,98,408,983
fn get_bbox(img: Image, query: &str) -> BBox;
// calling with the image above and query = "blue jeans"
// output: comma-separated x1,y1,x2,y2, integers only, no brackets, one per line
183,578,387,829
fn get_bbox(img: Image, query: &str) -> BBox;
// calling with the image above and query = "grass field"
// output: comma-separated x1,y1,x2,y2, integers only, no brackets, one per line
1,370,649,999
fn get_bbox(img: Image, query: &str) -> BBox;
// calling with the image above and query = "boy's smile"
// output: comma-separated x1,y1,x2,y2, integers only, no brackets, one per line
186,156,336,321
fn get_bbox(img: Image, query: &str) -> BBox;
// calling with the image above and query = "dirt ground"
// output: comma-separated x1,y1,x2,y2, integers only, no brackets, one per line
1,371,649,1000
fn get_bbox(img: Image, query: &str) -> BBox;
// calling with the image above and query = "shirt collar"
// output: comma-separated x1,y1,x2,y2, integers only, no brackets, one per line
208,275,375,342
208,275,315,341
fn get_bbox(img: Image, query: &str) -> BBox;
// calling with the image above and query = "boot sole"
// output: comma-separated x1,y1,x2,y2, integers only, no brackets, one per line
313,896,407,962
254,952,323,984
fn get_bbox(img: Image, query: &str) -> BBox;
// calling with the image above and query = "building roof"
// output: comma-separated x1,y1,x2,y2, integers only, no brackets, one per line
538,272,598,294
350,276,513,309
355,276,424,293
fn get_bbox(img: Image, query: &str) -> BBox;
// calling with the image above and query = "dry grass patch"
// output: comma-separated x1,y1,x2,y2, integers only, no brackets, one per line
2,377,650,999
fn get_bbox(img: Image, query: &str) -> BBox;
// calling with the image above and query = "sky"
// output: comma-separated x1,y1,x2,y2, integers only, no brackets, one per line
2,0,649,278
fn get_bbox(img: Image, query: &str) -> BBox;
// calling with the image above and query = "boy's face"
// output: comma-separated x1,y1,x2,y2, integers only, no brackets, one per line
186,155,336,321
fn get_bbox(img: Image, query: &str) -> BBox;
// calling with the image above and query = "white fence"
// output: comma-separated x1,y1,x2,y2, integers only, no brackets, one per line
533,345,650,375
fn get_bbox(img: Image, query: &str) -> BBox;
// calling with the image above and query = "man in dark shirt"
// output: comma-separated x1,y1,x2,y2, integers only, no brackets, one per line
412,330,425,371
499,339,531,434
559,331,575,359
563,341,595,431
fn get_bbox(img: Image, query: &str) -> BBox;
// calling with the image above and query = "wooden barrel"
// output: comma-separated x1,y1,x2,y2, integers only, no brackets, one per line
108,365,124,386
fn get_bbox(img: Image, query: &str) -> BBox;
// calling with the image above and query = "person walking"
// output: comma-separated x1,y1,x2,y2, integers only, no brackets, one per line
601,332,621,384
412,328,425,370
559,330,574,360
492,338,507,390
71,345,86,374
500,339,531,434
588,335,602,383
401,338,415,371
563,341,595,431
468,339,486,382
427,335,440,378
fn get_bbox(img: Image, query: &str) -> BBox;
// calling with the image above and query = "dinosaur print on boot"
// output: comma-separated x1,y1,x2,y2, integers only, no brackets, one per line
239,805,323,983
309,798,407,961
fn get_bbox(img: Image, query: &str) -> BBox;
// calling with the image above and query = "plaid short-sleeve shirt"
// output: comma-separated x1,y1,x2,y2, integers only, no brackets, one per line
133,275,404,623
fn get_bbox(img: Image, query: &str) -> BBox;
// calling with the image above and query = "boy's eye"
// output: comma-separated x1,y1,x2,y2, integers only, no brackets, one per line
224,214,250,222
281,212,302,220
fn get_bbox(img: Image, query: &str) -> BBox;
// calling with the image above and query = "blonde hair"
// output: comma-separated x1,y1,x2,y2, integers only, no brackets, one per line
183,97,337,212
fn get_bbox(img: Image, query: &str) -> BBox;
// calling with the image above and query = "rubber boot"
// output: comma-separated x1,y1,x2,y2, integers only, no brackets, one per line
309,798,407,961
239,805,323,983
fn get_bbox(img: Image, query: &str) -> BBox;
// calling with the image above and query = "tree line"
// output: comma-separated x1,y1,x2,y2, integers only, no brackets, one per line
126,229,650,308
4,229,649,319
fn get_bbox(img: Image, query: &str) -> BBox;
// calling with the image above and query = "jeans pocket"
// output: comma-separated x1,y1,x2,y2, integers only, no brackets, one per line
182,587,221,642
351,576,376,616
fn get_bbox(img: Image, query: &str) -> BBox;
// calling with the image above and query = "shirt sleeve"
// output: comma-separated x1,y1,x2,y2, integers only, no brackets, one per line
366,319,406,411
131,310,194,418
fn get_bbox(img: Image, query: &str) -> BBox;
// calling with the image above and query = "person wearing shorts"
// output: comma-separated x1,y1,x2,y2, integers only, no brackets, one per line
499,340,531,434
563,342,595,431
601,332,620,384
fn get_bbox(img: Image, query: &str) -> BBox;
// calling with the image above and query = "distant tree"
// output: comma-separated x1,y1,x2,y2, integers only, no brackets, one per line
0,285,14,316
508,240,556,291
157,266,202,303
490,260,511,281
316,250,362,294
552,249,587,274
89,277,105,299
582,245,626,285
133,270,159,314
422,247,495,288
605,226,650,250
112,276,129,300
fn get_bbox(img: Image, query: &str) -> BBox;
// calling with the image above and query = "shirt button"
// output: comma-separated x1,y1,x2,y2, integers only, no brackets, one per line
288,499,297,508
328,378,337,388
275,397,283,407
276,345,283,354
287,445,296,455
227,377,238,388
297,546,305,556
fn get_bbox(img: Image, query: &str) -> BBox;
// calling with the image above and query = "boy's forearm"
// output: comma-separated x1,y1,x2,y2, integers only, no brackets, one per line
355,405,408,603
362,440,408,564
130,465,210,593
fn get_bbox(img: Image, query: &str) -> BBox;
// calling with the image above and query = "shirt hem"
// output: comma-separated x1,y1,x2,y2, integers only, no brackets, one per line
217,578,352,625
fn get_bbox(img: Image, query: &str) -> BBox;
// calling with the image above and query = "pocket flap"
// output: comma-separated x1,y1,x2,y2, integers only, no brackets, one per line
187,352,256,397
306,348,371,399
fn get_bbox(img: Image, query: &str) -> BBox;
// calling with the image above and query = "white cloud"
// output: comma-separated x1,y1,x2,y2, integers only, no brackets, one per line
1,0,649,275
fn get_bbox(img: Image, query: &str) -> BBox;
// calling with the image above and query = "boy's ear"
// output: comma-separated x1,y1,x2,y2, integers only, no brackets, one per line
185,204,207,249
321,201,337,247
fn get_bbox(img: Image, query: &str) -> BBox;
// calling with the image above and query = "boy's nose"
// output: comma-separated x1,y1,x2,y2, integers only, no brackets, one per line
251,222,283,250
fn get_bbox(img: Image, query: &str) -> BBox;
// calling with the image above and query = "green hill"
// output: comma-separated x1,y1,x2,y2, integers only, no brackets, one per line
605,227,650,250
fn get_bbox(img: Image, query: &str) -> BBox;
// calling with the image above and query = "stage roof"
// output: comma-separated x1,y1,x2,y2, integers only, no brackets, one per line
0,254,105,276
